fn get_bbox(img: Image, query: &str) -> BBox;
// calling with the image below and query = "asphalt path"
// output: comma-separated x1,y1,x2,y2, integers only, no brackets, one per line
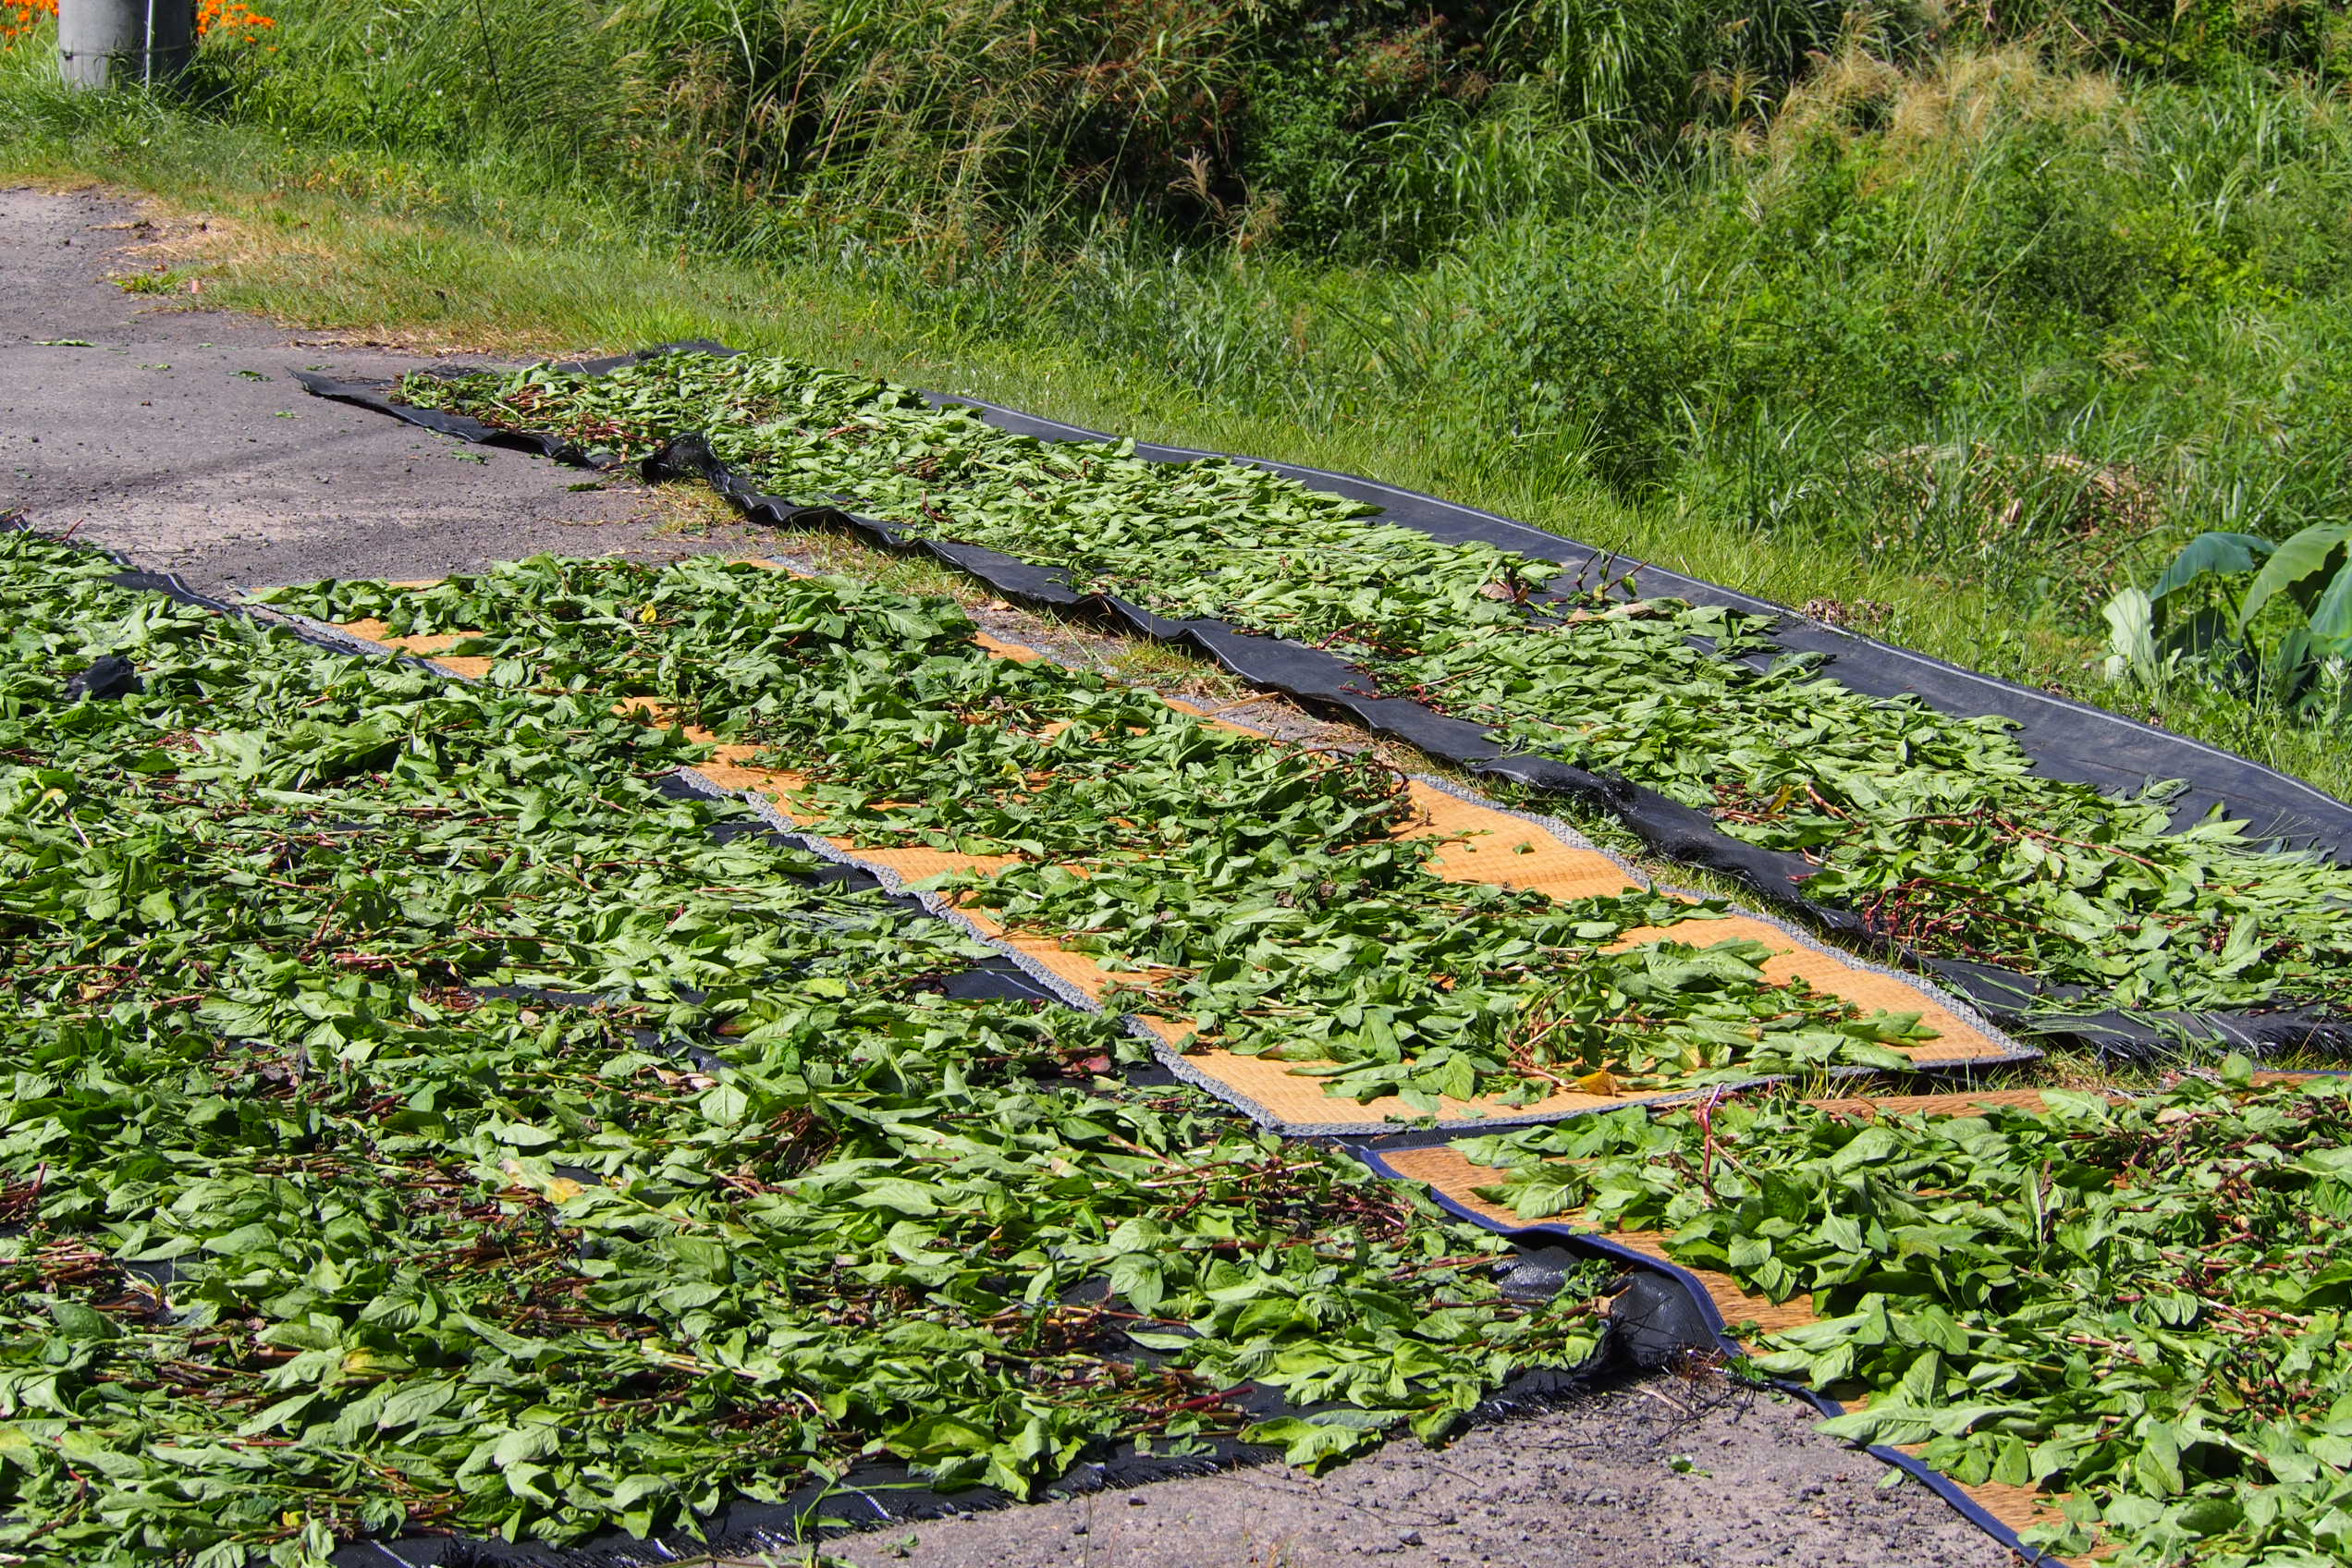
2,183,766,591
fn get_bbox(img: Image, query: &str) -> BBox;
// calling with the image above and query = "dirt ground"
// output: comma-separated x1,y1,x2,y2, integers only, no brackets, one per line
815,1378,2015,1568
4,184,2022,1568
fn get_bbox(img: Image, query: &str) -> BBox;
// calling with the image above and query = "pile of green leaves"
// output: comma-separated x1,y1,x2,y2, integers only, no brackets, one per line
265,554,1934,1109
1461,1068,2352,1565
2,529,1612,1565
393,351,2352,1018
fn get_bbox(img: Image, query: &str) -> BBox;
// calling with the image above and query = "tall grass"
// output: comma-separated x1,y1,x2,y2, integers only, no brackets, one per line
2,0,2347,793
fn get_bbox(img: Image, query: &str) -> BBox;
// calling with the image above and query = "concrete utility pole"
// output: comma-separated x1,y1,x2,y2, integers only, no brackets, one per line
57,0,197,89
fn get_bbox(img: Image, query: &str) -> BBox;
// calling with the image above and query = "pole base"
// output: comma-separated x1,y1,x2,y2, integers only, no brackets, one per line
55,0,196,90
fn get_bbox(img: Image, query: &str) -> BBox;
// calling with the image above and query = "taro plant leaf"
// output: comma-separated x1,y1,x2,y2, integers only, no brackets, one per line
2102,587,2159,683
2307,559,2352,654
2236,521,2351,633
2150,531,2275,603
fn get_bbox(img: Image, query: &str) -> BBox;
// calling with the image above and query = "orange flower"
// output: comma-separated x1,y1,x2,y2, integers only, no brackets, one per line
2,0,274,45
196,0,275,34
0,0,56,44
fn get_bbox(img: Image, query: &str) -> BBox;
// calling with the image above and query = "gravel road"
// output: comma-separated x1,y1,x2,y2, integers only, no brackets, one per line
816,1378,2018,1568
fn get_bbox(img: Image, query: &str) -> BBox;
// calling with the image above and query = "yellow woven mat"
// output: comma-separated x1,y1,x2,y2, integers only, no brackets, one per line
325,573,2025,1131
333,619,496,680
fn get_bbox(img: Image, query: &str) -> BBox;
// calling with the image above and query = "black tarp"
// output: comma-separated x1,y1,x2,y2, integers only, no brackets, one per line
13,521,1643,1567
295,352,2352,1058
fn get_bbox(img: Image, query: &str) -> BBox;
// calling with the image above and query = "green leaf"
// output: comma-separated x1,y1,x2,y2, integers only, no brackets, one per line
2237,522,2352,631
2150,531,2274,601
2305,556,2352,653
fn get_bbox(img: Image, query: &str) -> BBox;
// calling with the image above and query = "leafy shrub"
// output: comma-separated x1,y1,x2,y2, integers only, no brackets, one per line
2107,524,2352,723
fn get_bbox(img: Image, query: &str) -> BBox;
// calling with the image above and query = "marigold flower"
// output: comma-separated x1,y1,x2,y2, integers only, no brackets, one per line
2,0,275,46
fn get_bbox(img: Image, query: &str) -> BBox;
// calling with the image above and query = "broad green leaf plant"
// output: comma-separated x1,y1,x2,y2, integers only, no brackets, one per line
2107,525,2351,725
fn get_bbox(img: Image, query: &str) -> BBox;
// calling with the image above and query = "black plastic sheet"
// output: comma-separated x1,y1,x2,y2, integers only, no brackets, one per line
13,524,1635,1567
292,355,2352,1059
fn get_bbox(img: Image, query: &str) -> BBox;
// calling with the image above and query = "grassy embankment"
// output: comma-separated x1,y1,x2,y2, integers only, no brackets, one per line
1,0,2346,799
